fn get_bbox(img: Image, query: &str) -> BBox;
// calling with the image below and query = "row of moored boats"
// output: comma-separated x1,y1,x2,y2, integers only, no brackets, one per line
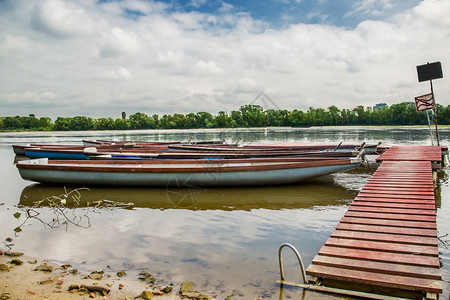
14,140,380,187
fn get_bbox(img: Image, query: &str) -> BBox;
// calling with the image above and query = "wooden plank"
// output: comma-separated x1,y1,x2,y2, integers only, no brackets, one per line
379,154,441,159
378,157,441,161
368,176,433,180
351,201,436,209
355,193,435,200
330,229,438,246
373,172,432,176
336,223,438,237
324,237,439,256
375,170,432,173
306,265,442,293
376,167,432,170
318,246,440,267
362,185,434,191
340,216,437,229
360,189,435,196
311,255,442,279
369,174,432,178
355,195,436,202
378,158,441,163
363,183,434,188
367,179,434,184
369,175,433,183
353,197,436,205
374,172,432,175
344,211,436,222
348,206,436,215
359,188,434,194
375,166,432,170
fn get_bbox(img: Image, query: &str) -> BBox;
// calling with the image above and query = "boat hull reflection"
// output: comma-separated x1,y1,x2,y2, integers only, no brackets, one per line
20,181,358,211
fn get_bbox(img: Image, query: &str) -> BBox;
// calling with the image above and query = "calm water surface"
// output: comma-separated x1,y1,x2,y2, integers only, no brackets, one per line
0,127,449,299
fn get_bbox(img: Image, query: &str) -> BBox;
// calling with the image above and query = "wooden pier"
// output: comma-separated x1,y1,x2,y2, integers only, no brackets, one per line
305,145,444,298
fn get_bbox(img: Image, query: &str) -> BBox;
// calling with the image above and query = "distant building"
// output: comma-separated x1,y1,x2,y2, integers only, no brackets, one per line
374,103,387,110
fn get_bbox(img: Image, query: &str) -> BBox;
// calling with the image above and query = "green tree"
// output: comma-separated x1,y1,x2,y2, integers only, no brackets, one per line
94,118,115,130
185,113,197,128
68,116,94,130
266,109,289,126
172,113,187,128
239,105,265,127
390,102,424,125
215,111,232,128
113,118,130,130
129,112,155,129
38,117,53,130
438,105,450,124
53,117,71,131
288,109,307,127
353,105,370,125
328,105,341,126
195,112,215,128
230,110,245,127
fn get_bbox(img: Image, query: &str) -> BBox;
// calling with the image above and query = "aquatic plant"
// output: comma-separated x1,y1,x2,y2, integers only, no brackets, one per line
3,187,134,250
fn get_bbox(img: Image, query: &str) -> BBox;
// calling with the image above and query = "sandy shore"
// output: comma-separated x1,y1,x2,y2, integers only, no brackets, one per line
0,250,223,300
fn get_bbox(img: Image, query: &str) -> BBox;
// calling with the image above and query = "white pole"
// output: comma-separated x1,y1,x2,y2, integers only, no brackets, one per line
426,109,434,146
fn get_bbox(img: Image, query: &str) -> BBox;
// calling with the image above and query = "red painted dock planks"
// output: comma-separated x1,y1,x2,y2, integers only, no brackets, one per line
376,145,443,163
306,145,443,295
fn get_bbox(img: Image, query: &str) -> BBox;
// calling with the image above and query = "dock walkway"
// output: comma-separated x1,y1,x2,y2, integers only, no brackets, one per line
305,145,443,297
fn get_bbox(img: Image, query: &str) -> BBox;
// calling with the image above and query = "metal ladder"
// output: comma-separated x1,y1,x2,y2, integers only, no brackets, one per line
277,243,412,300
278,243,307,284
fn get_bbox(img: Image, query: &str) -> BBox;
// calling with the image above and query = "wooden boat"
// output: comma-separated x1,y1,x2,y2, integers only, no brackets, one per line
21,144,362,160
13,144,92,156
81,139,225,146
92,149,360,160
14,142,176,157
15,140,229,158
16,156,363,187
169,142,381,154
22,145,169,160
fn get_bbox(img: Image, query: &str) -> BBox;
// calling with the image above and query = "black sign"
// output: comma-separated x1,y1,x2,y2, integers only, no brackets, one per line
417,61,443,82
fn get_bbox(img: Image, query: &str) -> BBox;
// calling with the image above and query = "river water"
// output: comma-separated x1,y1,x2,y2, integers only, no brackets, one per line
0,127,449,299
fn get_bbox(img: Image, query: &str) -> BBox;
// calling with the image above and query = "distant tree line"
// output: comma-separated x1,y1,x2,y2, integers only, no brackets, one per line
1,102,450,131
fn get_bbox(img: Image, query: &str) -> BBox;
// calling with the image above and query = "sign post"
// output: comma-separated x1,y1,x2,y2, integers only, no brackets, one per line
414,93,435,145
416,61,443,146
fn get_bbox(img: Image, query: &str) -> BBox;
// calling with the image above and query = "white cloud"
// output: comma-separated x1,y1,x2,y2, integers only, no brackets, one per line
346,0,393,17
188,0,208,8
31,0,96,38
0,0,449,118
193,60,222,75
98,27,141,57
412,0,450,27
218,2,235,14
3,91,59,108
99,67,132,80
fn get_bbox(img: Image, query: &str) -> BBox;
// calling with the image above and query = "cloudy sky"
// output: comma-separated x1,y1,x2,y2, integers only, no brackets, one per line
0,0,449,118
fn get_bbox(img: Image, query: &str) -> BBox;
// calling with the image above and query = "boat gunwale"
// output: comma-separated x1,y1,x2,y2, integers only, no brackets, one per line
17,158,360,173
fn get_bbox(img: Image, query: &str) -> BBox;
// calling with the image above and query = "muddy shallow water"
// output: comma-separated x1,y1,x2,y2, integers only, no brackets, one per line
0,127,449,299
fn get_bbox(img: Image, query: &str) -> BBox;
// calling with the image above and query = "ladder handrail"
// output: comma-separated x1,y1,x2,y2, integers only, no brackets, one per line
278,243,307,284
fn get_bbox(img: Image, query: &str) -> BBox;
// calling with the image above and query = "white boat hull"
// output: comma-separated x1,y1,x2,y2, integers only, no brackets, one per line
17,158,361,187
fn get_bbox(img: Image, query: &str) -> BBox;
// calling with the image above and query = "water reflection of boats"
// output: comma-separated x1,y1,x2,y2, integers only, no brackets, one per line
19,182,358,211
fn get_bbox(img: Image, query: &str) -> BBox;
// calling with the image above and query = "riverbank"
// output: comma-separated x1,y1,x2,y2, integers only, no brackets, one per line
1,124,449,134
0,251,222,300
